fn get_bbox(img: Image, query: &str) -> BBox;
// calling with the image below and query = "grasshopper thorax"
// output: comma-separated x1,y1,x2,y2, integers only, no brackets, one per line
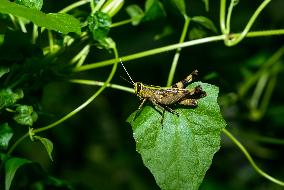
134,82,143,96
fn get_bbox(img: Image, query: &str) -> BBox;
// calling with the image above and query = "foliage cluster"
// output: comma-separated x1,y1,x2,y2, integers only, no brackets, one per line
0,0,284,190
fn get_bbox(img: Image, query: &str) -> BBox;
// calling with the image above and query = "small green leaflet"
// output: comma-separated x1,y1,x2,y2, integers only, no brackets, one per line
13,105,38,126
127,82,226,190
34,136,54,161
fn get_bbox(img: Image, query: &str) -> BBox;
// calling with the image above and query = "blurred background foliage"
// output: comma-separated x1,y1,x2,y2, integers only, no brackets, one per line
1,0,284,189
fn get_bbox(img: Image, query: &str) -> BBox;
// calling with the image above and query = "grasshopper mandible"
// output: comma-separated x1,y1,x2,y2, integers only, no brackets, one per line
121,63,207,123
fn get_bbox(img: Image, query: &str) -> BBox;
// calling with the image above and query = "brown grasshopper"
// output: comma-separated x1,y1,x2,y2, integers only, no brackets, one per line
121,63,207,123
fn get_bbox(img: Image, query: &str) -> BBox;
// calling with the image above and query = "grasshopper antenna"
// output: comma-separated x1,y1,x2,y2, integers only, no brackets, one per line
120,59,135,85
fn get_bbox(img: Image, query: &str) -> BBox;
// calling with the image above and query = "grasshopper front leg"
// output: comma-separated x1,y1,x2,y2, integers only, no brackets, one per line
134,98,147,120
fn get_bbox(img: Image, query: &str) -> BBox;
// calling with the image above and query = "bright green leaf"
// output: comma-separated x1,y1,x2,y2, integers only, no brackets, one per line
126,4,144,25
0,67,9,78
143,0,166,21
87,11,111,41
127,82,226,190
0,88,24,110
0,123,13,150
170,0,186,16
34,136,54,161
192,16,217,33
13,105,38,126
5,157,32,190
0,0,81,34
15,0,43,10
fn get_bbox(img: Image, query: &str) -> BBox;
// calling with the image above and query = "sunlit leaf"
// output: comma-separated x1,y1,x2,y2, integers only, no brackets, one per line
5,157,32,190
13,105,38,126
15,0,43,10
126,4,144,25
0,88,24,110
34,136,54,161
87,11,111,41
0,123,13,150
127,82,226,190
0,0,81,34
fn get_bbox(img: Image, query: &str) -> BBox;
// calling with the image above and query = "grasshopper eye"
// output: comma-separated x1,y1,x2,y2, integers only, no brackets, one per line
135,82,142,94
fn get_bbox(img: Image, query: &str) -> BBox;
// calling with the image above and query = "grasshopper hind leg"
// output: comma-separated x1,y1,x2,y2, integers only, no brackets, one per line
172,70,198,89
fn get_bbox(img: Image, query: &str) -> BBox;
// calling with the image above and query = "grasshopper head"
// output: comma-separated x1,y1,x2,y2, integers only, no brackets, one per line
134,82,143,96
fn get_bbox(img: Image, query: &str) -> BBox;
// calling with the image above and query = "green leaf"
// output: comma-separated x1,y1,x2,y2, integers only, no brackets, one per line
34,136,54,161
13,105,38,126
0,123,13,150
126,4,144,25
143,0,166,21
0,66,9,78
189,27,208,40
127,82,226,190
191,16,217,33
87,11,111,41
15,0,43,10
0,88,24,110
169,0,186,16
154,25,174,40
5,157,32,190
0,0,81,34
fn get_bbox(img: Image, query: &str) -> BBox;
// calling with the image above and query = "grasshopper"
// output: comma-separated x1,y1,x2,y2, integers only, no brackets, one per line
121,63,207,123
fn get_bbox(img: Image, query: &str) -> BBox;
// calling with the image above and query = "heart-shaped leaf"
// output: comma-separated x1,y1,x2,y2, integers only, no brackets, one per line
127,82,226,190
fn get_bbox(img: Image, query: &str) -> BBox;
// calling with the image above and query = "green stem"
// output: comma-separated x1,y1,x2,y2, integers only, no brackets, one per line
48,30,54,53
69,44,90,66
225,0,271,46
220,0,227,34
239,46,284,97
250,72,269,110
59,0,90,13
226,0,238,34
246,29,284,37
8,14,19,30
222,128,284,186
32,25,38,44
111,19,132,28
69,79,134,94
7,46,119,155
74,29,284,73
259,65,278,117
74,35,226,72
166,16,191,86
18,19,27,33
7,133,29,156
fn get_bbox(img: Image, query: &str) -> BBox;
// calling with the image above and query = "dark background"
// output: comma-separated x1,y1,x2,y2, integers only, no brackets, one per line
7,0,284,189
